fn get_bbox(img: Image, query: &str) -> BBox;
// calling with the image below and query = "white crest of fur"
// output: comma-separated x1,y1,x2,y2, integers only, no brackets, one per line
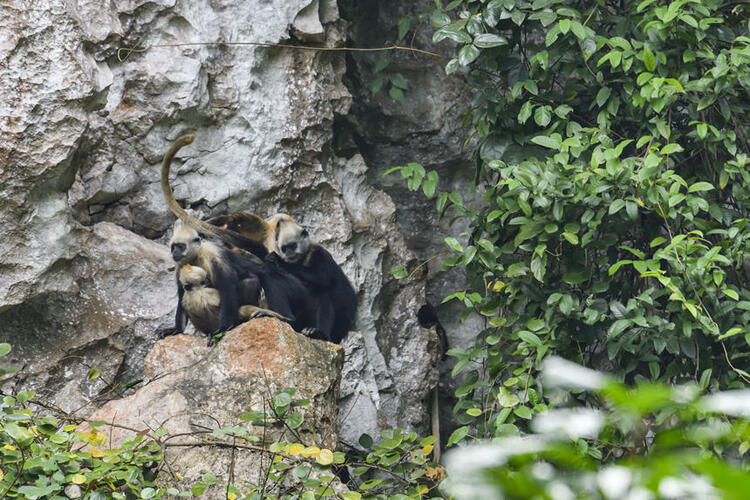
171,219,197,242
265,213,295,253
276,219,310,264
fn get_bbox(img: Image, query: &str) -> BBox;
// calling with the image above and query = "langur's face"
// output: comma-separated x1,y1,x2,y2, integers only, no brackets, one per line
170,222,201,263
179,265,209,291
276,221,310,264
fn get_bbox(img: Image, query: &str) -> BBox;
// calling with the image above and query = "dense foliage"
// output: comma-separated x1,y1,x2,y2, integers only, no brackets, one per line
0,344,170,499
442,357,750,499
0,343,442,499
386,0,750,495
392,0,750,438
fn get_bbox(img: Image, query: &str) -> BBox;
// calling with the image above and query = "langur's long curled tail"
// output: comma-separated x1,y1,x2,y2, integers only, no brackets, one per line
161,134,265,263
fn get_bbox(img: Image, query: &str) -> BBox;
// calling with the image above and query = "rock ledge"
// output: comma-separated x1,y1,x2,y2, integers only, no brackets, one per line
87,318,343,496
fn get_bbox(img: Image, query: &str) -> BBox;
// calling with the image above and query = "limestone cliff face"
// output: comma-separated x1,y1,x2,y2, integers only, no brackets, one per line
0,0,441,447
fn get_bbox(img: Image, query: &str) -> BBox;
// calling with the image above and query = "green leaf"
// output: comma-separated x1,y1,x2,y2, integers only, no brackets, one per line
660,143,683,155
0,343,10,356
5,422,33,445
391,266,408,279
445,58,459,75
433,27,472,45
422,170,439,198
389,73,408,90
526,318,545,331
596,87,612,107
518,330,543,348
192,482,207,496
534,106,551,127
561,232,579,245
513,406,533,419
609,199,625,215
447,425,470,446
697,94,716,111
474,33,508,48
688,182,714,193
445,237,463,252
531,135,561,150
570,21,586,40
650,237,667,248
562,272,584,284
388,86,404,101
458,44,481,65
608,319,631,339
719,327,744,340
359,433,373,448
643,47,656,71
374,58,389,73
397,16,410,41
697,122,707,139
286,412,304,429
466,408,483,417
608,260,632,276
546,25,561,46
518,101,534,124
497,387,521,407
274,392,292,408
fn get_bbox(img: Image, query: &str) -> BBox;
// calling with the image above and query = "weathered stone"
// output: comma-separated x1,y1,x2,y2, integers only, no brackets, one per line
0,222,174,413
1,0,442,453
337,0,483,435
85,319,343,498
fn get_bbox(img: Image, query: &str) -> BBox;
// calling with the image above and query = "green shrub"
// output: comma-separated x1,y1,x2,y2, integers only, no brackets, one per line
1,343,441,499
0,343,171,499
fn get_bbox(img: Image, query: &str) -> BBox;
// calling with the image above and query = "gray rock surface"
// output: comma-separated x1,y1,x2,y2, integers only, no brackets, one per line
337,0,484,435
0,0,442,449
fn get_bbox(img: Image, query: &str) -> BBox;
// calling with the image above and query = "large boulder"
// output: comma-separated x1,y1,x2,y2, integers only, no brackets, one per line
86,318,343,498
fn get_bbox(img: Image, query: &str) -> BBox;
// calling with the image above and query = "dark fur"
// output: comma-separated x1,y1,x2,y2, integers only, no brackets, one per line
158,224,263,345
269,220,358,344
159,136,318,340
232,255,318,334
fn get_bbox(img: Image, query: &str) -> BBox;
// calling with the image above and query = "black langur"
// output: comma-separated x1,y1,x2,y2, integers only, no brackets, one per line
418,303,449,357
417,303,449,464
159,135,318,337
266,219,358,344
179,264,290,339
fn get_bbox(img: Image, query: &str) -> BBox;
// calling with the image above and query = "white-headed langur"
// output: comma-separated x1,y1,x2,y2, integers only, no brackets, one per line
159,134,321,343
265,218,358,344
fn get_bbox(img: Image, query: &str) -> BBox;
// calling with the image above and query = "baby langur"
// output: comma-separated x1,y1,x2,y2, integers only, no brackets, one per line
179,264,290,340
266,219,358,344
159,220,265,345
207,212,294,257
